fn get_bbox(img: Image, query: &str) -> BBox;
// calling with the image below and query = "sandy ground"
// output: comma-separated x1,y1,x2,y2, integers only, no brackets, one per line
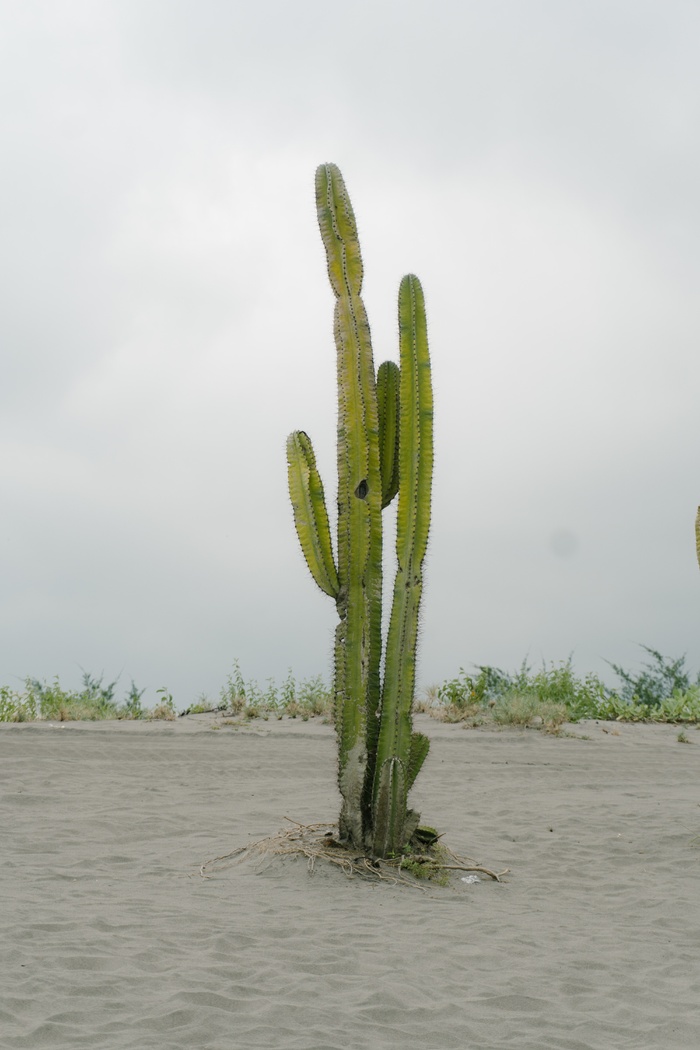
1,712,699,1050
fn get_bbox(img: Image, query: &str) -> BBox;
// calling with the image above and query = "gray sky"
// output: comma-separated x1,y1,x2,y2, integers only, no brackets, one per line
2,0,699,706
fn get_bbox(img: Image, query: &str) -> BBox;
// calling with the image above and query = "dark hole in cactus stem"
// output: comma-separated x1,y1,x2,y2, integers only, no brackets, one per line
354,479,369,499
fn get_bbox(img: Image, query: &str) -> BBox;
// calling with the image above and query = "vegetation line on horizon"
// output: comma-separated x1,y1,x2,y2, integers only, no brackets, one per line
2,648,700,727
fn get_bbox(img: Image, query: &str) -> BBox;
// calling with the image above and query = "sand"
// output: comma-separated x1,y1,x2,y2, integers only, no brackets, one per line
1,712,699,1049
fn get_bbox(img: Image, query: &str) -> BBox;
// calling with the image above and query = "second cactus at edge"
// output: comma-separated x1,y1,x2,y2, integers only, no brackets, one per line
286,163,433,857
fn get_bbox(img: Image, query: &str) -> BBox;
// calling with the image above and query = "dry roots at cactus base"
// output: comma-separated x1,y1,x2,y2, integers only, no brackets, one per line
200,820,509,889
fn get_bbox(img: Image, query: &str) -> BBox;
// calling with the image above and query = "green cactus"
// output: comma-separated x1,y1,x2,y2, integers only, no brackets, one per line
287,164,433,856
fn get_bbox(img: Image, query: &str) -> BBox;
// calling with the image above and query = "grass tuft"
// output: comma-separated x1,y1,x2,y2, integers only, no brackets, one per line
490,692,568,729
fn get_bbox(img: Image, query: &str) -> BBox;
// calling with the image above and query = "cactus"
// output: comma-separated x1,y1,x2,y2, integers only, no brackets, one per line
696,507,700,571
287,164,433,856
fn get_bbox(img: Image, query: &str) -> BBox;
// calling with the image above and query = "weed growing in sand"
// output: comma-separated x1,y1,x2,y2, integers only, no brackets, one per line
26,671,121,720
388,834,454,886
0,673,174,722
150,687,177,720
7,662,337,725
590,687,700,723
428,658,600,730
607,646,700,709
0,685,38,722
490,692,568,729
122,681,147,719
430,648,700,728
201,660,333,722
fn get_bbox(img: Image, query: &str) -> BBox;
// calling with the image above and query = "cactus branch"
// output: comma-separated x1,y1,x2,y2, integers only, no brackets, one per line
286,431,339,599
372,274,433,857
406,731,431,792
377,360,400,509
315,163,383,847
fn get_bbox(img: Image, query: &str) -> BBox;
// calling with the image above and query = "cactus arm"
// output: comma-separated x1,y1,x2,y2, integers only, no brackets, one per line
316,164,383,847
316,164,363,298
372,274,433,857
396,275,433,572
286,430,339,599
377,360,400,509
406,731,430,792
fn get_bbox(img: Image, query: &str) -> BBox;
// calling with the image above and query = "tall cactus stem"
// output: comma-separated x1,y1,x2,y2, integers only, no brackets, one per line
372,274,433,857
288,166,433,855
315,164,383,847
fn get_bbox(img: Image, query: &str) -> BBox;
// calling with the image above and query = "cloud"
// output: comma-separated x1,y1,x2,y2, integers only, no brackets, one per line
0,0,699,703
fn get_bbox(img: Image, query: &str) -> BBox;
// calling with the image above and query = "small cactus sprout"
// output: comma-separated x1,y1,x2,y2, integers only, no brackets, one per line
287,164,433,856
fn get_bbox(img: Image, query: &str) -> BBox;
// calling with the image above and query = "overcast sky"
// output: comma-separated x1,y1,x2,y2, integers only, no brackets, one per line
2,0,699,707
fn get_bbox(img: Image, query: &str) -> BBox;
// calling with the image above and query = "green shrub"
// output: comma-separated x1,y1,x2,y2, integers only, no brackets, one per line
0,685,38,722
607,646,700,708
216,661,333,720
592,686,700,723
25,673,120,721
0,674,162,722
437,664,514,709
121,681,147,719
432,650,700,726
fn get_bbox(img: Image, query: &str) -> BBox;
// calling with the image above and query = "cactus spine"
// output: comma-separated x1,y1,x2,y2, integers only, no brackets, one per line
287,164,433,856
